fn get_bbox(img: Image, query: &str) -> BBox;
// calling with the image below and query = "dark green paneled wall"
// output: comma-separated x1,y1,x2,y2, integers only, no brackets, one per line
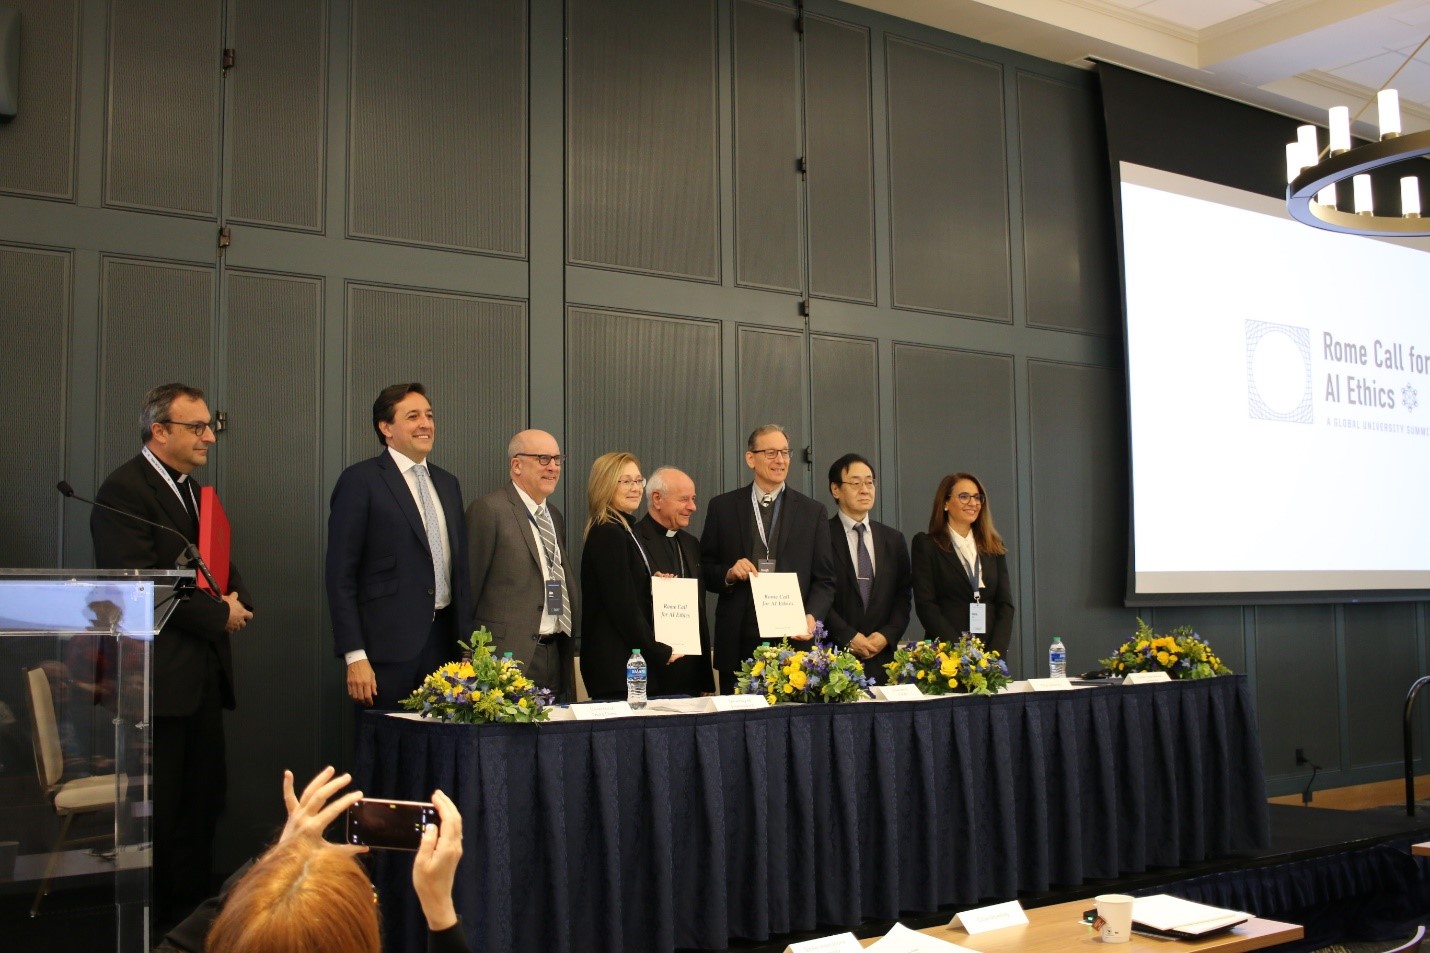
0,0,1424,874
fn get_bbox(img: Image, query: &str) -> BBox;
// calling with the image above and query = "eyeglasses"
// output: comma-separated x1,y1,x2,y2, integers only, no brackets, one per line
158,419,213,437
840,479,876,489
515,453,564,466
616,477,646,487
750,449,792,460
954,493,985,505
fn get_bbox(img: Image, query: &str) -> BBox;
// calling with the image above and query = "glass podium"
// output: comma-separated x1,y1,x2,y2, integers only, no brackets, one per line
0,568,190,952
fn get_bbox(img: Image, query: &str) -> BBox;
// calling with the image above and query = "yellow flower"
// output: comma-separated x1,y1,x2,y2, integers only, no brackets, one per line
947,677,957,688
939,655,958,677
783,683,795,694
788,670,807,690
751,660,765,676
1156,650,1170,665
766,694,777,705
978,657,988,670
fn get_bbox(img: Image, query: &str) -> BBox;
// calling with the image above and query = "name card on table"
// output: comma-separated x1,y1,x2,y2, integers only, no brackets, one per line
1025,677,1075,692
1123,671,1171,685
751,572,809,642
652,576,703,655
710,694,770,712
866,922,974,953
570,701,635,721
786,932,862,953
949,900,1028,935
871,684,928,701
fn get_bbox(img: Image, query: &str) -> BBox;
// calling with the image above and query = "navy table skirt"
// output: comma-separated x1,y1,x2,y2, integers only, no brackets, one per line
355,677,1269,953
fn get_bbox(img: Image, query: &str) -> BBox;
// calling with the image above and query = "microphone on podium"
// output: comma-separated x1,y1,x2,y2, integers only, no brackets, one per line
57,479,224,601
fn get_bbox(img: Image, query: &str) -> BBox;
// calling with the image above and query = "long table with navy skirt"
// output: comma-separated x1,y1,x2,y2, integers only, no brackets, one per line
354,676,1270,953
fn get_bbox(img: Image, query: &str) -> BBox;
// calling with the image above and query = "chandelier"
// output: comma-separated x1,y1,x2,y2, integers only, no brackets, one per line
1285,38,1430,238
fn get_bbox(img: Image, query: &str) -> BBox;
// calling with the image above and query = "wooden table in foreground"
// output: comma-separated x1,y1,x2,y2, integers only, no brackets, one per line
901,899,1303,953
1413,841,1430,857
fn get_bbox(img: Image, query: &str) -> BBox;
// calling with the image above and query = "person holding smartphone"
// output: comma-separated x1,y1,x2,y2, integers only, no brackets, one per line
162,767,468,953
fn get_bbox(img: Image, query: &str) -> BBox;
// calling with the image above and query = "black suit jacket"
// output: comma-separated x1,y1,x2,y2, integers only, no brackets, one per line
326,451,473,663
700,483,837,673
633,513,715,696
824,516,912,684
91,453,252,718
910,531,1015,657
578,513,670,700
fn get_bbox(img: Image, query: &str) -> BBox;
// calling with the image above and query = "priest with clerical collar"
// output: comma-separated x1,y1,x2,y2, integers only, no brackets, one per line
633,466,715,696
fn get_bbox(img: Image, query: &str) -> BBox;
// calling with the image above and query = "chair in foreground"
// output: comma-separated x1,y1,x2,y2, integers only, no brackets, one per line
24,665,127,916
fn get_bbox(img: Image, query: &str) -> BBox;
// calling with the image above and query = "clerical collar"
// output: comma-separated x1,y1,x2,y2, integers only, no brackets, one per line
149,452,188,484
665,528,677,537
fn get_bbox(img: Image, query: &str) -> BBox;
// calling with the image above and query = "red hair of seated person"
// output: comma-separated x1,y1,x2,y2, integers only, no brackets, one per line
205,838,380,953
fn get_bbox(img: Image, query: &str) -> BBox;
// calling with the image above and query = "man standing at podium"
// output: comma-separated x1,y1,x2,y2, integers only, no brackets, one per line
327,383,473,712
90,382,254,926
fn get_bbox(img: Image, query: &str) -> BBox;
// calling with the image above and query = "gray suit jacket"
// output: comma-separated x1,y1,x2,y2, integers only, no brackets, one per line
465,483,579,666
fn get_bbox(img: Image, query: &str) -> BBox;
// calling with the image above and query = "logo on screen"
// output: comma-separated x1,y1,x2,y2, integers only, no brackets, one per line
1245,320,1313,424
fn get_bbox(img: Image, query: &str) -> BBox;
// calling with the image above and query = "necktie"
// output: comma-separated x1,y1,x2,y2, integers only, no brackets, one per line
412,465,450,607
758,495,775,556
535,505,572,634
854,523,873,607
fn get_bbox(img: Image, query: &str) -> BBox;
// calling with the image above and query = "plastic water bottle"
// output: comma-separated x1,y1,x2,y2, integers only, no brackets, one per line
1048,636,1067,679
626,649,648,709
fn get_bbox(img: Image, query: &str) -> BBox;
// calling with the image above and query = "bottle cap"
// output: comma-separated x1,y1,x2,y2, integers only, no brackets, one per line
633,649,641,655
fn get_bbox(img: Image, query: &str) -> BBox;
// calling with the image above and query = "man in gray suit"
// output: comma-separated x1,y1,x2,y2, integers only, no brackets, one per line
466,429,579,700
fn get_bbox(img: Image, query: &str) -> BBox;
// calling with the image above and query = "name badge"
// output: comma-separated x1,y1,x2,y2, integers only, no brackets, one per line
968,602,987,634
756,558,777,573
545,579,564,615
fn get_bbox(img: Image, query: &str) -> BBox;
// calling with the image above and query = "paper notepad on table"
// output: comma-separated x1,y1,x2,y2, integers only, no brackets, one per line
1131,895,1248,938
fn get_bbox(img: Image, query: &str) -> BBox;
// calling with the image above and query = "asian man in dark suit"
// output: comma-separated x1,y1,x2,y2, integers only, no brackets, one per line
466,429,579,701
326,383,473,713
823,453,911,685
90,382,254,924
700,424,837,694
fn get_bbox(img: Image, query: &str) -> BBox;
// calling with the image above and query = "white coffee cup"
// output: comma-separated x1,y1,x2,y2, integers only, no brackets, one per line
1095,894,1135,944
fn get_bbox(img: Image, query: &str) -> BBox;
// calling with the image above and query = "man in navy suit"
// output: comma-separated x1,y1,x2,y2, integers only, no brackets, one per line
700,424,837,693
823,453,911,684
326,383,473,711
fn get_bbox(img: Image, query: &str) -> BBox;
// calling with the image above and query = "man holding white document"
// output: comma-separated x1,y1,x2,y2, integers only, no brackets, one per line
634,466,715,696
701,424,837,694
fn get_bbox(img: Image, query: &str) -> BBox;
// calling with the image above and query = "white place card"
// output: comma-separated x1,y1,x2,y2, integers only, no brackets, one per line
949,900,1028,934
751,572,810,641
786,932,862,953
871,683,928,701
711,693,770,711
866,922,974,953
652,576,703,655
1123,671,1172,685
569,701,635,721
1025,677,1075,692
645,697,712,714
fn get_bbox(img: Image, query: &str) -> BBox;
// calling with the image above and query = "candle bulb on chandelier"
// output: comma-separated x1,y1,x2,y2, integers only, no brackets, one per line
1378,89,1401,139
1354,174,1374,215
1403,177,1421,218
1329,106,1351,154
